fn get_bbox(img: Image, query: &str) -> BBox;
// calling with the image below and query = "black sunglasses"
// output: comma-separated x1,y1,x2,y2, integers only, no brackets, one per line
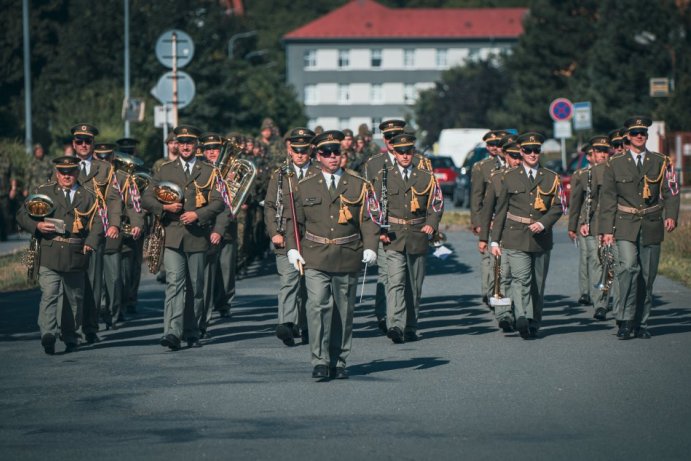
319,151,341,158
487,141,501,147
611,141,623,148
629,129,648,137
74,138,93,145
522,147,541,154
383,132,400,140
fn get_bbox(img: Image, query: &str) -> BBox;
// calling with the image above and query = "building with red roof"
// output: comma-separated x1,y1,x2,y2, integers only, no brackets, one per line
283,0,527,133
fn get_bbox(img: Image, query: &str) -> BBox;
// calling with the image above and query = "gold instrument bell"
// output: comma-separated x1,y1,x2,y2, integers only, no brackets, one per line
133,171,152,191
114,152,144,174
25,194,55,218
154,181,184,204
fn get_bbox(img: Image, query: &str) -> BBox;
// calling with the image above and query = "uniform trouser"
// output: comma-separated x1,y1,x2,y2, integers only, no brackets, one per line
374,242,388,321
505,249,550,328
82,241,104,334
615,235,660,327
236,209,250,271
38,267,84,345
216,240,236,311
0,196,10,240
481,249,493,301
386,249,426,333
608,243,621,314
200,241,236,330
102,252,123,326
163,248,206,340
125,238,144,309
120,248,136,311
578,233,591,297
493,252,514,323
276,254,307,329
585,235,608,311
305,269,356,368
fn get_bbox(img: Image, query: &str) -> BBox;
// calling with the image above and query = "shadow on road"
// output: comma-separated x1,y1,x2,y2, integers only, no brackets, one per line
348,356,450,376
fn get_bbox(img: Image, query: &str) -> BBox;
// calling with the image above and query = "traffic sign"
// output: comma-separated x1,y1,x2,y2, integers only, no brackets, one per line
150,71,196,108
155,30,195,69
553,120,572,139
573,101,592,130
549,98,574,121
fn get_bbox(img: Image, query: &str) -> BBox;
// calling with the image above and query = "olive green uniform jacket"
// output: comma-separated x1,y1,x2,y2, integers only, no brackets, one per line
471,155,504,229
478,167,513,242
567,167,589,233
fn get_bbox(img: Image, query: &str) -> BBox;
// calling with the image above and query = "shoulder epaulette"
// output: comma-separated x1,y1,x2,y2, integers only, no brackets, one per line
541,167,559,176
366,152,385,163
299,173,320,184
648,150,665,159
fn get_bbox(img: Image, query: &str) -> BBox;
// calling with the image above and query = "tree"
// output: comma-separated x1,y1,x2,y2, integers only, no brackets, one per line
414,59,509,147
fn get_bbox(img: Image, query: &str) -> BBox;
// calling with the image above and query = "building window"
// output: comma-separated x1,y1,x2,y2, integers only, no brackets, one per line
339,84,350,104
339,118,349,130
371,49,382,68
304,49,316,69
338,49,350,68
404,49,415,67
468,48,480,62
404,84,416,105
371,117,382,134
371,84,383,103
304,85,316,105
436,48,448,68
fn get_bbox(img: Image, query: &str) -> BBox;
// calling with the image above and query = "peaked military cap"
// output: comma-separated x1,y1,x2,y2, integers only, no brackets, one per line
379,119,406,136
174,125,202,141
517,132,546,147
358,123,371,137
342,128,354,138
499,134,518,148
624,116,652,132
165,132,177,143
53,155,81,172
94,143,116,159
287,127,315,150
200,132,224,149
390,133,416,153
312,130,344,153
581,143,592,154
608,128,624,143
589,135,611,149
71,123,99,138
483,130,509,144
504,142,522,158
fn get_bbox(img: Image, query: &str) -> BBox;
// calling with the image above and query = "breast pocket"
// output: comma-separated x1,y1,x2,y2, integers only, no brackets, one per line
508,184,526,195
303,196,322,207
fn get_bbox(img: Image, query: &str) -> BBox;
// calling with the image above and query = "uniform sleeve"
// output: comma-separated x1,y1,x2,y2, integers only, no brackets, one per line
478,177,499,242
141,169,164,217
85,195,105,249
662,160,680,222
598,162,617,235
285,187,305,251
424,177,443,231
264,171,282,237
490,179,508,244
469,162,484,227
567,171,584,233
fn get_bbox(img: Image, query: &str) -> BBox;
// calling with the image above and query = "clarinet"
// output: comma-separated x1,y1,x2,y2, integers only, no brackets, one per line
584,167,592,233
380,164,390,230
275,161,287,236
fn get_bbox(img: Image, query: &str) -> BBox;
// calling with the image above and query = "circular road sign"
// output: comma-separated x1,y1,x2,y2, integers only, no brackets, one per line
155,29,195,69
150,71,196,109
549,98,574,121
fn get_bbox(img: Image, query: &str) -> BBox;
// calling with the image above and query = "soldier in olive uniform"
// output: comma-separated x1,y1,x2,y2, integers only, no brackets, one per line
609,129,626,156
153,132,180,174
363,119,406,333
0,149,17,241
490,132,564,339
70,124,122,344
376,134,443,343
599,116,680,340
17,156,103,354
199,132,235,335
23,144,54,198
264,127,319,346
471,130,508,305
568,145,594,306
478,136,522,332
142,125,225,350
579,136,612,321
286,130,379,380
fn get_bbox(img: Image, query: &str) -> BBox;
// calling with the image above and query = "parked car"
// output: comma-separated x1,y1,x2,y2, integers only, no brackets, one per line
452,147,489,207
428,156,459,196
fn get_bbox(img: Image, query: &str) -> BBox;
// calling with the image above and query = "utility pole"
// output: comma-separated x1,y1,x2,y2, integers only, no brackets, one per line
23,0,32,153
124,0,131,137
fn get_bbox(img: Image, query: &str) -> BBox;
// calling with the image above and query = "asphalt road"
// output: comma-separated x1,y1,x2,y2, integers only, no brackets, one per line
1,226,691,460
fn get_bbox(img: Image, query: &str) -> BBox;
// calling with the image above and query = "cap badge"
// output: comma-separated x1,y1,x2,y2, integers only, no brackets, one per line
327,134,334,141
636,119,642,125
529,136,535,142
81,125,87,131
298,129,304,135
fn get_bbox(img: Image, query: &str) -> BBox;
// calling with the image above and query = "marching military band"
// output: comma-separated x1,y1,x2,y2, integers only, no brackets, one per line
16,114,680,378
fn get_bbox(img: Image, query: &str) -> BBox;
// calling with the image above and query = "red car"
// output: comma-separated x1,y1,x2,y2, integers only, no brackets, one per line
429,156,459,196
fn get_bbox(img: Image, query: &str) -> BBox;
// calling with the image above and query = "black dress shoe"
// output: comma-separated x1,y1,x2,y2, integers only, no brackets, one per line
331,367,349,379
312,365,329,380
64,343,78,353
187,337,202,348
291,324,300,338
387,327,404,344
404,330,419,342
482,295,489,305
301,329,309,344
41,334,56,355
498,318,514,333
617,322,633,340
160,334,181,350
593,307,607,321
528,327,539,339
218,309,231,318
516,317,530,339
636,327,652,339
377,318,387,334
84,332,99,344
578,294,592,305
276,323,295,346
200,329,211,340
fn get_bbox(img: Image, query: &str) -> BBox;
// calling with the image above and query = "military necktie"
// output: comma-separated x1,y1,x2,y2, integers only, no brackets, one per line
329,174,336,197
80,161,87,175
64,189,71,206
529,170,535,183
403,169,409,183
636,154,642,172
298,168,304,181
185,162,191,179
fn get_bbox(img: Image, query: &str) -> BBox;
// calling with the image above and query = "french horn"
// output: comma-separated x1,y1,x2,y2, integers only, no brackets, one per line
23,194,56,281
154,181,184,204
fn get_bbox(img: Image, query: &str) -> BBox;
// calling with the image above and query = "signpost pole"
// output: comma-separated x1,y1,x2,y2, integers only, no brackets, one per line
561,137,567,171
162,105,169,158
171,32,178,128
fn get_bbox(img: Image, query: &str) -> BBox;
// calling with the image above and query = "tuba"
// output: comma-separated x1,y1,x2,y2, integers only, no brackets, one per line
143,181,184,274
23,194,55,281
217,137,257,215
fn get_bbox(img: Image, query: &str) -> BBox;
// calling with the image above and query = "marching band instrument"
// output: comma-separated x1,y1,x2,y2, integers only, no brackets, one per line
142,181,183,274
133,171,152,191
595,244,615,293
274,161,287,236
114,152,143,174
217,136,257,215
420,155,445,246
23,194,56,281
380,164,390,230
153,181,184,204
489,254,512,308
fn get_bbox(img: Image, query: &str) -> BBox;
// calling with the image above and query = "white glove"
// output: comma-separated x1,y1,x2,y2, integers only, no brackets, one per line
362,249,377,265
287,249,305,271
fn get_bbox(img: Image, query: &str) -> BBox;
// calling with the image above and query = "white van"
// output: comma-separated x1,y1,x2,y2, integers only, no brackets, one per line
435,128,489,167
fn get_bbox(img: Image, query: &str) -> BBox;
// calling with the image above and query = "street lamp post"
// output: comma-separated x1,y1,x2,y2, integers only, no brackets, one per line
228,30,257,59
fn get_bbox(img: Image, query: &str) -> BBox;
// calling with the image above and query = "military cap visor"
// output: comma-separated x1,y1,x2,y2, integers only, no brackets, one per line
589,136,610,148
506,149,522,159
624,116,652,132
313,130,345,150
71,123,99,138
390,134,416,151
379,119,406,133
174,125,202,141
608,128,624,143
94,143,116,154
53,155,81,172
518,132,546,147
